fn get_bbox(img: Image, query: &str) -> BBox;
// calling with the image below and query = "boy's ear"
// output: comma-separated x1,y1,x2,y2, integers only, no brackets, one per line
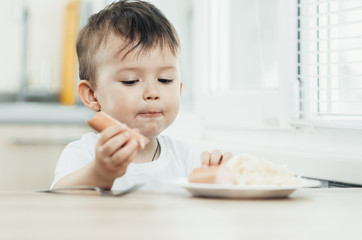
78,80,101,111
180,81,183,96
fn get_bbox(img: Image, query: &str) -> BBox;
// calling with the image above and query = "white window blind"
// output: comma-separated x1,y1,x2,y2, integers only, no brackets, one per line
297,0,362,128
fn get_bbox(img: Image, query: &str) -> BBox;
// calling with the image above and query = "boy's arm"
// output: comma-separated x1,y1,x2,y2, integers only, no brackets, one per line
52,160,114,189
53,125,140,189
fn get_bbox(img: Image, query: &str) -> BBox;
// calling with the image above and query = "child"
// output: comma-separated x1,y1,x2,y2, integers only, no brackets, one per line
51,0,232,190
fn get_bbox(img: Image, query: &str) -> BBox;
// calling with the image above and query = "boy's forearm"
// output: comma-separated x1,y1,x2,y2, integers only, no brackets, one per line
53,161,115,189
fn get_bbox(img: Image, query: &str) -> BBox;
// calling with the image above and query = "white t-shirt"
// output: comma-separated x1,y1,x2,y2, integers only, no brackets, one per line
51,133,202,190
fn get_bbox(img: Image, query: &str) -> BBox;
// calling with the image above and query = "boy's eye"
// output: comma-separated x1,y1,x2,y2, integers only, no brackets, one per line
121,80,138,85
158,79,173,84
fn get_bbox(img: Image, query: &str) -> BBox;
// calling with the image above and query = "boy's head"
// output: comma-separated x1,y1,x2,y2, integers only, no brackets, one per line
77,0,183,138
76,0,180,87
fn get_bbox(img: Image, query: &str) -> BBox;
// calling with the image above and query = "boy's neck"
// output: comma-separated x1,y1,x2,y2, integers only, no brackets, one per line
132,138,160,164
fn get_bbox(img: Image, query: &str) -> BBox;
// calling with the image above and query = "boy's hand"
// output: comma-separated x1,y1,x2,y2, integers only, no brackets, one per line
94,124,142,185
200,150,233,167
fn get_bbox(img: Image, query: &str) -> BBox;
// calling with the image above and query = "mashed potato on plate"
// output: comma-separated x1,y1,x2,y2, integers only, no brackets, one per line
224,154,302,186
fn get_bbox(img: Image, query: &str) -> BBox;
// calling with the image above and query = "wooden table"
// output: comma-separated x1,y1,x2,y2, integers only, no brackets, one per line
1,188,362,240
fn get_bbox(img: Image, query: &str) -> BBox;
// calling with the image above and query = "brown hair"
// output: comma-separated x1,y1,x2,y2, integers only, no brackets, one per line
76,0,180,86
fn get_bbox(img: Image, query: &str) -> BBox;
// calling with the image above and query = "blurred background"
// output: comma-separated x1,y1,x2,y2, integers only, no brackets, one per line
0,0,196,190
1,0,362,190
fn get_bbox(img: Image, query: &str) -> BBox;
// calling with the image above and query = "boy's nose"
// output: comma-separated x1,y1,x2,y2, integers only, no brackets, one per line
143,82,160,101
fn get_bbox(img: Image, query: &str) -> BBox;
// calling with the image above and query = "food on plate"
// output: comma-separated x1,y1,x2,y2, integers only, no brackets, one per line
87,111,149,146
224,154,302,186
189,154,302,186
188,166,234,184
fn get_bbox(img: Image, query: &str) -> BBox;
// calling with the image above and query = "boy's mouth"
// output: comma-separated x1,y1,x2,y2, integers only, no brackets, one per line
138,111,163,118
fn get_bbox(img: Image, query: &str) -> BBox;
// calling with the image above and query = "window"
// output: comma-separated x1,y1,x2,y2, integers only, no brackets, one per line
297,0,362,128
194,0,362,130
209,0,279,91
171,0,362,184
193,0,296,130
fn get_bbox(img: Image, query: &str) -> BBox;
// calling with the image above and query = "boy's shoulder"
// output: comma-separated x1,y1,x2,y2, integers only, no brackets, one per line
59,132,98,163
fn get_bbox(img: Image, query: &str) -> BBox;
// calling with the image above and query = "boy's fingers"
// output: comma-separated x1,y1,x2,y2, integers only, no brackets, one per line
132,128,146,151
118,146,138,169
200,151,211,167
131,128,146,150
200,150,234,167
220,152,233,164
210,150,222,166
102,131,132,157
110,139,139,167
97,124,126,145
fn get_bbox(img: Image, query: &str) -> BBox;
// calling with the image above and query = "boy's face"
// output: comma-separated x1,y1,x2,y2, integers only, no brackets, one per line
91,34,182,138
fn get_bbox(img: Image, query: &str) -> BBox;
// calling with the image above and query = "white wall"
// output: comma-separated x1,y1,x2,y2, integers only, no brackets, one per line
26,0,68,93
0,1,23,92
0,0,68,94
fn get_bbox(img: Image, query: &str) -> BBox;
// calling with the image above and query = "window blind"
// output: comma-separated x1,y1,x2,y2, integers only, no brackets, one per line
297,0,362,126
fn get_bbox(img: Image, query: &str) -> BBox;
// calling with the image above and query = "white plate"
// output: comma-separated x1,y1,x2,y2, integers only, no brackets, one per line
175,178,321,199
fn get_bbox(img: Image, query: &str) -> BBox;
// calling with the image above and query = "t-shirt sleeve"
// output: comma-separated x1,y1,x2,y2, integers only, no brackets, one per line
50,132,97,189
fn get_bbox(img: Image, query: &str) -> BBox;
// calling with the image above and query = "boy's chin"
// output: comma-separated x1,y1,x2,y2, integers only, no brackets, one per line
142,130,164,139
141,125,170,139
134,119,176,138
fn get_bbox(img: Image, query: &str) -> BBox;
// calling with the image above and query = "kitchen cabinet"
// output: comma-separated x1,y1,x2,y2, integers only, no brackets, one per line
0,124,89,190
